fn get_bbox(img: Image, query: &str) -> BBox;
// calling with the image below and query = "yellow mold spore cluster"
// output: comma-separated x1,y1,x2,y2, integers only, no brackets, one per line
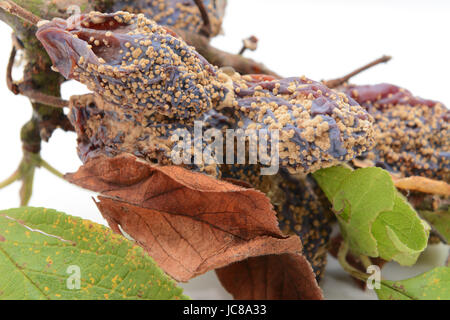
345,83,449,180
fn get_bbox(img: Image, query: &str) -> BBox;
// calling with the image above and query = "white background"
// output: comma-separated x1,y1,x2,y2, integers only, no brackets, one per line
0,0,448,299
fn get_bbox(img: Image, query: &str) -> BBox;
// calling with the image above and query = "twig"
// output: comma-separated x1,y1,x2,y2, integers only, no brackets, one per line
7,45,68,108
19,164,34,206
359,255,373,270
6,43,18,94
8,78,68,108
239,35,258,55
0,0,41,25
0,169,19,189
193,0,212,38
175,28,280,77
0,149,65,205
40,158,64,178
324,55,392,88
15,83,69,108
2,6,66,107
337,241,369,282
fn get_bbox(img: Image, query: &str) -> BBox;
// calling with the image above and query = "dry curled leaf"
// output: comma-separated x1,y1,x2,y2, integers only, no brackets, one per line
392,176,450,196
216,252,322,300
221,165,333,282
65,154,322,300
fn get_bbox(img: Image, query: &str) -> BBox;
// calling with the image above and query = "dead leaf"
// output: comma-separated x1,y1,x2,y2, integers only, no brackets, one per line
216,252,322,300
221,165,333,282
352,158,375,169
392,176,450,196
66,154,322,299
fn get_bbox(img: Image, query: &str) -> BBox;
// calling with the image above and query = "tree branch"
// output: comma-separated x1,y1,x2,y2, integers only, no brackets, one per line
6,43,18,93
15,83,69,108
0,0,40,24
7,40,68,107
193,0,212,38
324,55,392,88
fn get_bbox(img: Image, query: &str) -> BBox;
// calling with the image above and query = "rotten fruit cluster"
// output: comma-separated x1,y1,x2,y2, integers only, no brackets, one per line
37,11,375,176
344,83,449,181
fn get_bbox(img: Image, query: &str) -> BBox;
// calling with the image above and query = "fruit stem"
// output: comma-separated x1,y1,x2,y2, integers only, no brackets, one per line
337,241,370,282
359,255,373,270
39,158,64,179
0,170,20,189
324,55,392,88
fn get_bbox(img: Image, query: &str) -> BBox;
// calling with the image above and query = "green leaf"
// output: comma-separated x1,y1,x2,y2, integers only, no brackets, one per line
332,167,395,256
313,166,429,265
376,267,450,300
420,210,450,243
311,165,352,200
0,207,189,300
372,194,430,265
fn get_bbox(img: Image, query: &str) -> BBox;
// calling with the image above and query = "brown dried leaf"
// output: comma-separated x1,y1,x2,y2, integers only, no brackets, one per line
65,154,322,299
216,252,322,300
393,176,450,196
352,158,375,169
